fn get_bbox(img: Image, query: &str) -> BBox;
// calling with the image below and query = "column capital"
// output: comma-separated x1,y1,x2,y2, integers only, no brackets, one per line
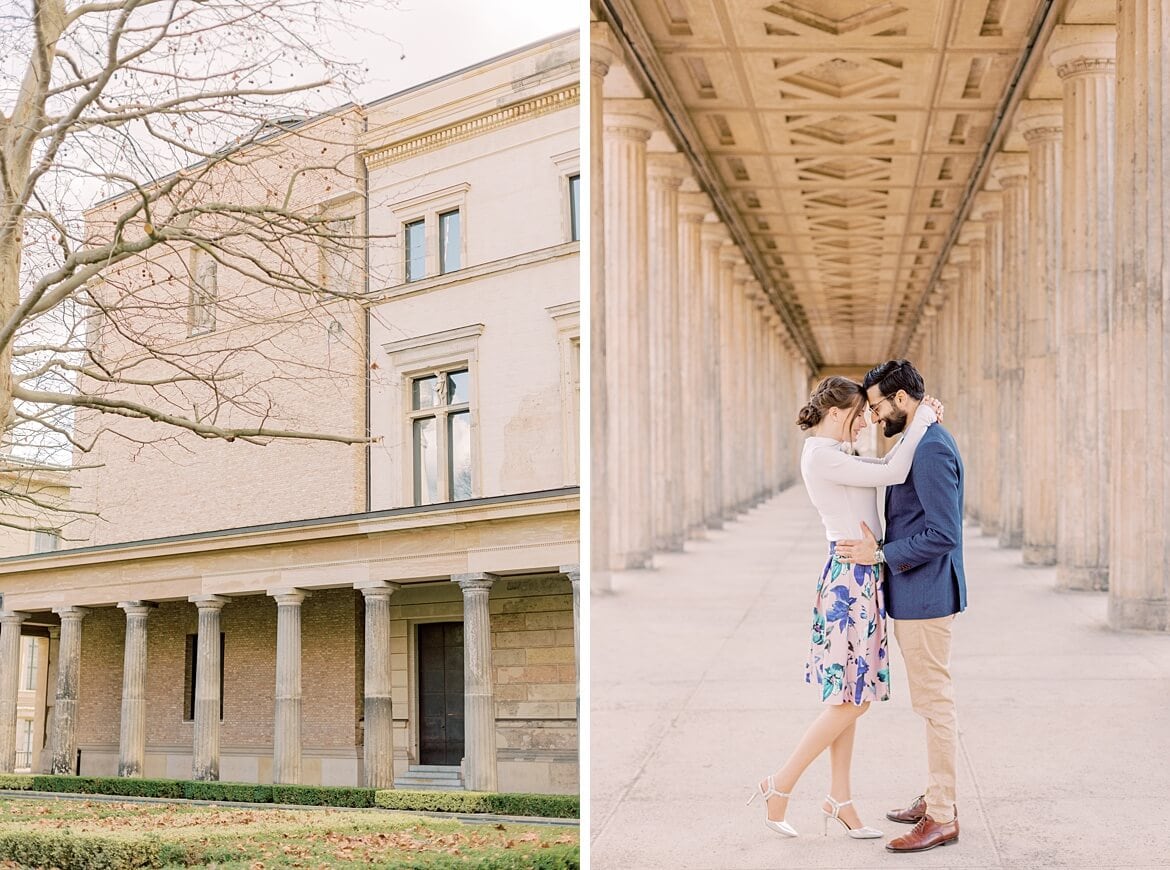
117,602,156,617
646,151,690,186
958,223,986,245
1049,26,1117,79
678,191,712,223
0,611,28,625
559,564,580,583
1015,99,1063,143
452,572,498,592
590,20,620,76
948,245,972,265
52,606,89,620
700,220,730,247
719,240,743,266
991,151,1029,187
188,595,228,611
356,580,401,599
269,589,310,606
733,263,754,284
971,191,1002,220
939,266,961,284
603,99,660,141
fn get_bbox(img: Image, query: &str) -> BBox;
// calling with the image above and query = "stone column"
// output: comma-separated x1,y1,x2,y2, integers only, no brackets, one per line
604,99,659,569
590,23,617,591
37,626,59,774
49,606,87,775
117,602,154,777
452,573,497,792
991,152,1030,550
718,243,744,521
0,612,27,774
1018,102,1063,566
1051,28,1115,591
647,152,687,552
1111,3,1169,629
189,595,227,781
975,194,1004,537
699,222,729,529
559,565,580,722
357,581,398,788
271,589,307,784
678,190,710,538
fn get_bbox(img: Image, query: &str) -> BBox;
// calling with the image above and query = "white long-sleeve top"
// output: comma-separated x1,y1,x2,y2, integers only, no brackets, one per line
800,404,937,542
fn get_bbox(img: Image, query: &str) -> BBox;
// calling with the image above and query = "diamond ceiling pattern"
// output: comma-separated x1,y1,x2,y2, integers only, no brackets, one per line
634,0,1046,365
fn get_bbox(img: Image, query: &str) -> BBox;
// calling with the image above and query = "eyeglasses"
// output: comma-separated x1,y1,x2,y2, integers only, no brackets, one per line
868,394,896,415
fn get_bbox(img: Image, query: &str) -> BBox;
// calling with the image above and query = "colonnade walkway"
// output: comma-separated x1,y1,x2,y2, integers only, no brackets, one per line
591,485,1170,869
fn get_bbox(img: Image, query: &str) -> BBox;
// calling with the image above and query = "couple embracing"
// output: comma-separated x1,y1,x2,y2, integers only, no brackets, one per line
748,359,965,854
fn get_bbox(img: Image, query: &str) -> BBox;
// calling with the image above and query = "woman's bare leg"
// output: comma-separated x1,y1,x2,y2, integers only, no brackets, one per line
761,702,870,822
824,721,865,828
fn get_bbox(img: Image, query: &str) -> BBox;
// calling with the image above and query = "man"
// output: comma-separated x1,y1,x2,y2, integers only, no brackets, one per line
835,359,966,853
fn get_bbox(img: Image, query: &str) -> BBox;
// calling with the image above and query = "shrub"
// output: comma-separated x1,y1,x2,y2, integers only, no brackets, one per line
374,789,579,819
182,780,273,803
272,783,375,807
0,774,32,790
0,830,163,869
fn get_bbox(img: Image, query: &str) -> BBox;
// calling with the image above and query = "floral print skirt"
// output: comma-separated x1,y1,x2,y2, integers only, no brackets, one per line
805,543,890,705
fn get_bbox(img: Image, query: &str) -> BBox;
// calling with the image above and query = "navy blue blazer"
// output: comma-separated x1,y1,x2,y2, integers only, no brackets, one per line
881,423,967,620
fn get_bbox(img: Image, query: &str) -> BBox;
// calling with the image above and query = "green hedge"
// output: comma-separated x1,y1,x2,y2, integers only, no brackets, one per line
0,830,169,869
0,774,577,818
374,789,579,819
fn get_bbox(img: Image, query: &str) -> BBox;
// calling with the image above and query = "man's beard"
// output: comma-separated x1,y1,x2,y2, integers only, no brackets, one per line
883,409,909,438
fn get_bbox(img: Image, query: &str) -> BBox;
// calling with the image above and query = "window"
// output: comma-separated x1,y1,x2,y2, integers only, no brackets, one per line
32,529,59,553
21,637,38,691
547,302,581,484
439,210,461,274
183,633,225,721
409,369,472,505
15,719,32,771
189,253,217,335
404,220,426,282
568,174,581,242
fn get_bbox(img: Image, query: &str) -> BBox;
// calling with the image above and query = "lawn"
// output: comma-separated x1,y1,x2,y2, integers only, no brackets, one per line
0,798,579,868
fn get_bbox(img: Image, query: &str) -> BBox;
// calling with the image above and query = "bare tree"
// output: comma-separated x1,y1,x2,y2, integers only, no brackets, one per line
0,0,388,531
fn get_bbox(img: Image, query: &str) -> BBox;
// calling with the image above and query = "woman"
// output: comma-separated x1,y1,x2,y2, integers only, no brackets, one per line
747,375,939,840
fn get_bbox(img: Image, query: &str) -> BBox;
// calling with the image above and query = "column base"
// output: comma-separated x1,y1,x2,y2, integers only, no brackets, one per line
662,534,686,553
1109,596,1170,632
998,529,1023,549
621,551,654,570
1022,544,1056,566
686,525,708,541
1056,564,1109,592
980,522,1000,537
705,518,724,531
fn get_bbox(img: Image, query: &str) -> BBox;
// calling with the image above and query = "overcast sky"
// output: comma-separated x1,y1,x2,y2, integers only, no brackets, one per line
344,0,579,104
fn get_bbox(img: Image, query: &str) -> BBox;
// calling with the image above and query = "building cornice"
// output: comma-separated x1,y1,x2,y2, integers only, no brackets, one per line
364,84,579,168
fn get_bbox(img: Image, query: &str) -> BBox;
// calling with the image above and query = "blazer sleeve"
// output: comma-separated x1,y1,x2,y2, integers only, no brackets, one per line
881,438,962,574
807,404,937,488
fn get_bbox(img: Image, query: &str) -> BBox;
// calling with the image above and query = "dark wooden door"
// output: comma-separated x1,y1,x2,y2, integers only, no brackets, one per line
417,622,465,765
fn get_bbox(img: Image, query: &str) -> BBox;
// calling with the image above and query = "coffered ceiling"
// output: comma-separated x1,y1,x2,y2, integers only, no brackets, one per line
604,0,1056,368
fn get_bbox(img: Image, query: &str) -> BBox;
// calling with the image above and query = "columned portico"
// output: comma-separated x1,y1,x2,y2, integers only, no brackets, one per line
0,611,27,773
50,606,88,775
190,595,227,781
451,572,497,792
117,601,154,777
357,580,398,789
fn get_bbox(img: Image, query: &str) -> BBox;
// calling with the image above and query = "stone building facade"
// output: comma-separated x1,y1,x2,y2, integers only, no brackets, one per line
0,33,580,794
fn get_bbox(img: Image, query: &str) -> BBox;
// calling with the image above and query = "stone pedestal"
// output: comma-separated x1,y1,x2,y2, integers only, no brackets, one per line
49,607,88,775
1018,103,1063,566
452,572,497,792
1051,29,1116,591
117,602,154,777
271,590,307,784
1110,2,1170,629
358,581,398,788
190,595,227,781
0,612,27,774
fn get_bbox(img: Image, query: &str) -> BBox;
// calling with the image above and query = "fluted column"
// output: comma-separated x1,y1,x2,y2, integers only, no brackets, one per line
699,222,729,529
590,23,617,591
271,589,307,784
1051,29,1115,591
117,602,154,777
49,606,88,775
975,195,1003,537
1018,102,1063,566
452,572,497,792
37,626,59,774
678,191,709,538
604,99,658,570
0,612,27,773
718,244,743,520
1111,3,1169,629
991,153,1030,550
357,581,399,788
560,564,580,723
647,152,687,552
190,595,226,781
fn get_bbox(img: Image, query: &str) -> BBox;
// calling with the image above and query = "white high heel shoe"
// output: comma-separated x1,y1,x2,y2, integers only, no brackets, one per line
746,775,798,837
821,795,883,839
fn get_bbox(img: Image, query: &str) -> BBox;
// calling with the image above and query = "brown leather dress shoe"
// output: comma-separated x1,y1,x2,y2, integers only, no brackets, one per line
886,794,926,824
885,814,959,852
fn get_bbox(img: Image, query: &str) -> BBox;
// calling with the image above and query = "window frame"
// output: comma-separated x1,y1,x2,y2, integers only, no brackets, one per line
389,184,470,285
383,324,484,507
551,150,581,244
407,367,472,504
20,636,38,692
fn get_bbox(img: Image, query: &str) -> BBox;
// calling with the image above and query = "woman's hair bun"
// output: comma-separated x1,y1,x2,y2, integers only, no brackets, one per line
796,403,823,430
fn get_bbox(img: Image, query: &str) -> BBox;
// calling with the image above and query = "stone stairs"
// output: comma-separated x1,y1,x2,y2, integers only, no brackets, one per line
393,764,464,791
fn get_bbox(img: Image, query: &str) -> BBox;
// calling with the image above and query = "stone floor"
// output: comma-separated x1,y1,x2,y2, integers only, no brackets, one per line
590,485,1170,869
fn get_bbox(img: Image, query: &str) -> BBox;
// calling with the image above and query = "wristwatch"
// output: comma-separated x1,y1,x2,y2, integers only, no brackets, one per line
873,546,886,565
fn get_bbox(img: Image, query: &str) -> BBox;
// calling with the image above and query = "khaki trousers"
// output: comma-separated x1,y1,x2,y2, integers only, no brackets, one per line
892,615,957,822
